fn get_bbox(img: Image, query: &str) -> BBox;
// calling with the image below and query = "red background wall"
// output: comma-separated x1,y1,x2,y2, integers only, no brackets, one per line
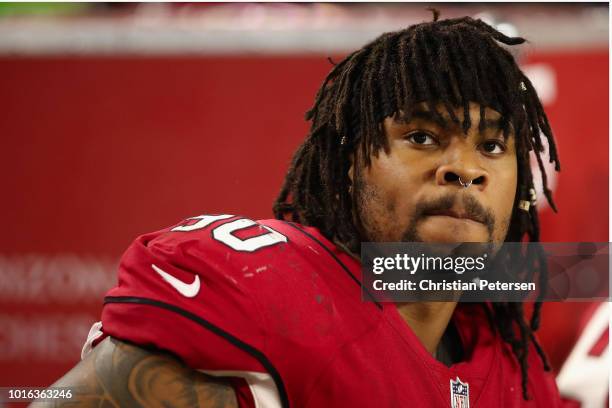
0,50,608,387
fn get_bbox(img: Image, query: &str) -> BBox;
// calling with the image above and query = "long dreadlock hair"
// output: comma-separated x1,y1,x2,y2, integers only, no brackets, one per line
273,11,561,400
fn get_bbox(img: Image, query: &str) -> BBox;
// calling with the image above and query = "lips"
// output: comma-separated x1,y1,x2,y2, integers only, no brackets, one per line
425,209,484,224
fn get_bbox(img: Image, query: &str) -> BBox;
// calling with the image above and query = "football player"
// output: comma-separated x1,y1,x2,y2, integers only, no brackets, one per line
37,11,563,408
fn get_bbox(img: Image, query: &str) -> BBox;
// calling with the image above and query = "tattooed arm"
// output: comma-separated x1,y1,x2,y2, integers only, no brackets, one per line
31,336,238,408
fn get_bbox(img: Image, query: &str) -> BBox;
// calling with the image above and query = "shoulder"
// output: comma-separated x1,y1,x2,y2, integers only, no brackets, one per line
106,213,351,309
104,212,363,336
98,214,366,407
99,216,331,385
130,214,330,260
119,214,341,286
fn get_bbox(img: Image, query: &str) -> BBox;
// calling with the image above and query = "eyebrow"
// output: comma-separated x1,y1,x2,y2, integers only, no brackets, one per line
407,109,505,131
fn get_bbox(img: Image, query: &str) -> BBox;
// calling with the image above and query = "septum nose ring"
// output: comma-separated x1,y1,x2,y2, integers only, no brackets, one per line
458,176,472,188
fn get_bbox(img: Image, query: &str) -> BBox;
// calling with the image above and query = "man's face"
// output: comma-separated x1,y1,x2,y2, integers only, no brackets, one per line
354,102,517,244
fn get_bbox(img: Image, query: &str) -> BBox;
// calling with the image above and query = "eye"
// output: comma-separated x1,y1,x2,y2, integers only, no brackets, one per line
480,140,506,155
406,131,438,146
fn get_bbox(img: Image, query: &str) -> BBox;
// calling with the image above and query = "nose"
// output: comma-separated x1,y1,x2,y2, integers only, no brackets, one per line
435,161,488,190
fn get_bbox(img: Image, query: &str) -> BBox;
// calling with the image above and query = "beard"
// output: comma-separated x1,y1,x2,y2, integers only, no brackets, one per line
354,174,497,243
401,193,496,242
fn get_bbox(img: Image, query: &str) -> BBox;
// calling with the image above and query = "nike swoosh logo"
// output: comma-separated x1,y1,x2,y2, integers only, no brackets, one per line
151,264,200,298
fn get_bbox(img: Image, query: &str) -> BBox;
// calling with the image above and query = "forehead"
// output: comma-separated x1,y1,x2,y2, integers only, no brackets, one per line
397,101,503,123
392,101,511,137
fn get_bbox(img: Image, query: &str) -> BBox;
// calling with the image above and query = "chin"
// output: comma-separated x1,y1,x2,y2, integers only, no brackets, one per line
415,218,491,243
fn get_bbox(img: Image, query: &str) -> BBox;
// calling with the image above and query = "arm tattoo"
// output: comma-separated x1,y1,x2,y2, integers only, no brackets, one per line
30,337,238,408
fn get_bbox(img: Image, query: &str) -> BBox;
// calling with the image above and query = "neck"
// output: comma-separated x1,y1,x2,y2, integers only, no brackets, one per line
395,301,458,355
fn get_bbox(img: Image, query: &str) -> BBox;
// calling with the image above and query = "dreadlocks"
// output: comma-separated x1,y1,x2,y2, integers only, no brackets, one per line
273,11,561,400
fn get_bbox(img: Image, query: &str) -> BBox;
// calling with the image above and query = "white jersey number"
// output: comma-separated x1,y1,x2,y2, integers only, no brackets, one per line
171,214,287,252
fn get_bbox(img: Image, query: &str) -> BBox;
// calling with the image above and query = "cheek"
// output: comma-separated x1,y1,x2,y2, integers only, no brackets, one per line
358,155,420,240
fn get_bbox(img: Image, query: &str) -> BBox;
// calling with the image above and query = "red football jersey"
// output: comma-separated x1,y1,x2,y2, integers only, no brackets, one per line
87,214,562,407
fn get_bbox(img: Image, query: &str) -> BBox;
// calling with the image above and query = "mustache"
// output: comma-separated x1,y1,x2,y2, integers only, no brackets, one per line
413,193,496,231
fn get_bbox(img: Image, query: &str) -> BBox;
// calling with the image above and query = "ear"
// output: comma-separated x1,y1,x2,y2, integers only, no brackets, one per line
348,152,355,184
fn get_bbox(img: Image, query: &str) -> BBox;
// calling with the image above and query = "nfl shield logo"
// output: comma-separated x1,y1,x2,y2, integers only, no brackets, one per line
450,376,469,408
